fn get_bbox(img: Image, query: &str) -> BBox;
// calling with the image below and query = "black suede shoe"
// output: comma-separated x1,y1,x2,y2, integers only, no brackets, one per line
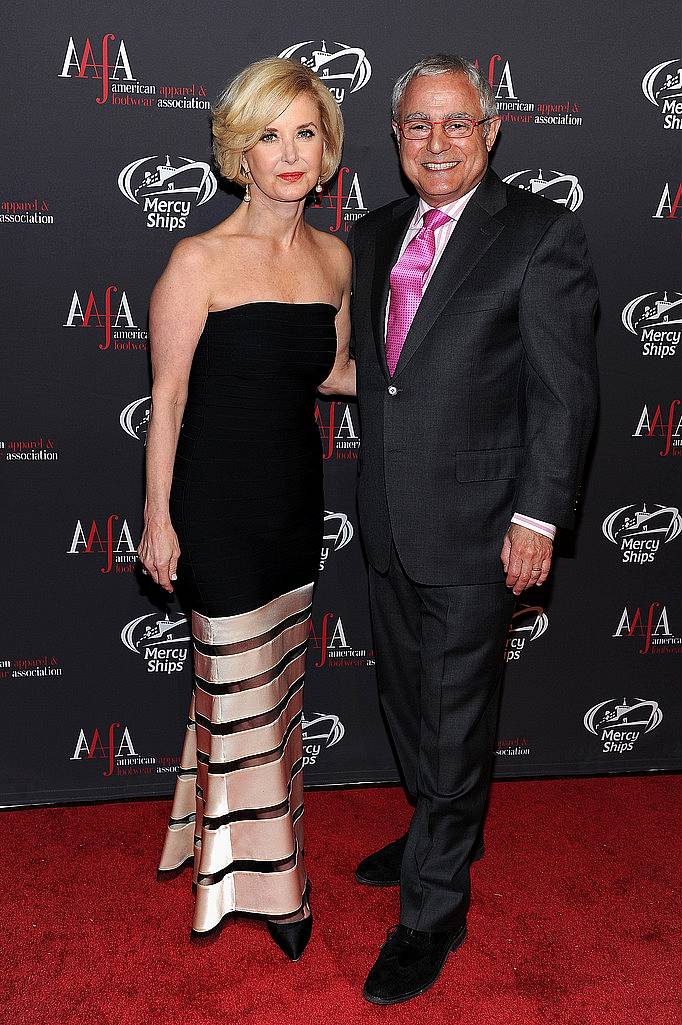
363,921,467,1005
355,833,484,887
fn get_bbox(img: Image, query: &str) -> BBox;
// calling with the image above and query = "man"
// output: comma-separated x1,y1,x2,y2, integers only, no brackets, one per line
347,55,598,1005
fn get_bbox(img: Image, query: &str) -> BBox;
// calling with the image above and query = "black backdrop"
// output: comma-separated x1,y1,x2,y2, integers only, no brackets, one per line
2,1,680,807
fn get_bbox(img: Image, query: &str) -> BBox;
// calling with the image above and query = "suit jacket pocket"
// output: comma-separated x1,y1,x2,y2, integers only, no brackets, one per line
444,290,506,314
455,444,525,481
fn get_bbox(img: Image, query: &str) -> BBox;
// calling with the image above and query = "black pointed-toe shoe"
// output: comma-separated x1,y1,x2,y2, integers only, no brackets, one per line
362,921,467,1005
355,833,484,887
266,912,312,961
265,884,313,961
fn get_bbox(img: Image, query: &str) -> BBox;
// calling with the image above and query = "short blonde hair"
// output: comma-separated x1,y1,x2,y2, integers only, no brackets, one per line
212,57,344,186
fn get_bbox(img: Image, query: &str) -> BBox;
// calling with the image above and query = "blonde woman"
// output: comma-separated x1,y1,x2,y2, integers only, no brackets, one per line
137,57,355,960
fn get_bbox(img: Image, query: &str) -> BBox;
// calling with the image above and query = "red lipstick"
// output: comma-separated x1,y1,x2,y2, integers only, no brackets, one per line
278,172,305,181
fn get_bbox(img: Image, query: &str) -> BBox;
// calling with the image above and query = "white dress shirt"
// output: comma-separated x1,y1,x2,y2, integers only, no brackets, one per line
384,182,556,542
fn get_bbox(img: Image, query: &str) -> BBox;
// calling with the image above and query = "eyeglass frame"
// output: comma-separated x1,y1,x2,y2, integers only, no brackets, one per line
397,115,495,140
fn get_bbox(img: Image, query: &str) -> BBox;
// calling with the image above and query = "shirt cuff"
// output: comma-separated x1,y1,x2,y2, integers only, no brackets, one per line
511,512,556,540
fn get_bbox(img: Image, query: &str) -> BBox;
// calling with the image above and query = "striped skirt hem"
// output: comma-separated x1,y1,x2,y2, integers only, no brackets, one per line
157,581,313,933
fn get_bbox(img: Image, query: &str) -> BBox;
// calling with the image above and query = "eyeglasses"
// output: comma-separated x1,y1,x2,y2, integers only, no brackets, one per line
399,116,492,140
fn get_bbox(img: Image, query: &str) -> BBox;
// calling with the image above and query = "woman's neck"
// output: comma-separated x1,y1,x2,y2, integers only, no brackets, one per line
236,191,308,249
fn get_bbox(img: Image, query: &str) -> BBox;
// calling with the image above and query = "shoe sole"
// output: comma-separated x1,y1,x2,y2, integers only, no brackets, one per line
355,848,484,888
362,925,468,1005
354,870,398,887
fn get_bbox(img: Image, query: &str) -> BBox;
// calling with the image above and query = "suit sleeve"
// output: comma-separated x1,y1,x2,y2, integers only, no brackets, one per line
514,211,599,530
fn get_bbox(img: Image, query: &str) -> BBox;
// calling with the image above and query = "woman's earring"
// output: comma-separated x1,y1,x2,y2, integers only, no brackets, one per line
315,177,323,193
242,164,251,203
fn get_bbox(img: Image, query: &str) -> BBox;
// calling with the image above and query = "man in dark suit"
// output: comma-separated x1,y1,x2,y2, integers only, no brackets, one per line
347,55,599,1005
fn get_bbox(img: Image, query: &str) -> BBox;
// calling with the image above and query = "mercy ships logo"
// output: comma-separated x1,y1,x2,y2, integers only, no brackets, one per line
584,698,662,754
601,503,682,563
120,396,151,443
642,60,682,129
118,154,216,230
622,291,682,358
278,40,371,103
503,168,583,210
302,712,345,766
121,611,190,674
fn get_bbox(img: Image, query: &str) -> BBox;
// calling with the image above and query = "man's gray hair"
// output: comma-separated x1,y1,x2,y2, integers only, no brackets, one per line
391,55,498,135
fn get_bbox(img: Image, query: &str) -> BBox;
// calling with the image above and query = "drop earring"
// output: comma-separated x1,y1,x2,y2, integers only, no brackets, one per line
315,177,323,193
242,164,251,203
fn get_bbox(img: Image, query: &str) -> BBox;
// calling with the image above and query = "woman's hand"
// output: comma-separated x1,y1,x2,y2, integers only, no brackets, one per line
137,518,180,593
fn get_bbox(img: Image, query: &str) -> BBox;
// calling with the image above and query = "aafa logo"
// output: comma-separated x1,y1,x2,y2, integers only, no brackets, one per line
320,511,354,571
476,53,583,128
71,722,138,777
504,604,549,661
59,34,134,103
302,712,345,766
601,502,682,563
621,291,681,358
473,53,516,99
613,603,676,655
584,697,662,754
118,154,216,231
309,611,373,668
641,60,682,129
315,400,360,460
120,396,151,443
121,612,190,673
63,285,146,351
278,40,371,103
310,166,368,233
503,168,583,210
67,515,136,573
652,182,682,219
631,400,681,457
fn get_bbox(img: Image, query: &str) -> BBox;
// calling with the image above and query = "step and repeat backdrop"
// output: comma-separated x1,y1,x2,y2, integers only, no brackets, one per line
2,2,680,806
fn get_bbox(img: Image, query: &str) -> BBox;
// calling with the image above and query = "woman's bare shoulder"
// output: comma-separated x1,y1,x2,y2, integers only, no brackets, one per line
170,220,239,263
308,225,351,270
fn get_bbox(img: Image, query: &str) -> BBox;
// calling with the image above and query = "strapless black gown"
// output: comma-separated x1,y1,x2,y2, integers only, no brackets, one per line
157,302,337,935
169,301,338,618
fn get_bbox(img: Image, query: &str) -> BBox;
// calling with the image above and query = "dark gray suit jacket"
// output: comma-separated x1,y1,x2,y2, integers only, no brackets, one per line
348,166,599,586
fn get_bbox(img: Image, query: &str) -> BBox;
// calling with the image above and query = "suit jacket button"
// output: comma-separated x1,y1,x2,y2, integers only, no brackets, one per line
387,385,398,396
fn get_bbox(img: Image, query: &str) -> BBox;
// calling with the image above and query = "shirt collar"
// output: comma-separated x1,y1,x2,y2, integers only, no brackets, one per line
411,179,482,228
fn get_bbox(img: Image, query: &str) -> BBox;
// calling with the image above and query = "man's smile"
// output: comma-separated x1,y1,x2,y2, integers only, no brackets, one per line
421,160,461,170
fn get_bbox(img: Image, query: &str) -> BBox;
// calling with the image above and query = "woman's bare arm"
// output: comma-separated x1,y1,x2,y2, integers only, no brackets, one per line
138,238,211,591
318,242,355,397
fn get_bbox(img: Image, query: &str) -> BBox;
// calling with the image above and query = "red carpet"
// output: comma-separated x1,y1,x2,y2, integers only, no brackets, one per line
3,776,679,1025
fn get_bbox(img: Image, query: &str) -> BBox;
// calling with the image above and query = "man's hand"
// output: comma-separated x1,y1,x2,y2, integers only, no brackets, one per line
500,523,553,595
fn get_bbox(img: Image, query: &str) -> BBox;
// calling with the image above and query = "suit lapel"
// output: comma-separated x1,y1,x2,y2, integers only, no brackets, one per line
392,167,508,378
370,198,417,381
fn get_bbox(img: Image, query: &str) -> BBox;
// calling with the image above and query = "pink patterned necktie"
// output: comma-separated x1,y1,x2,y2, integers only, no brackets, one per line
385,207,452,375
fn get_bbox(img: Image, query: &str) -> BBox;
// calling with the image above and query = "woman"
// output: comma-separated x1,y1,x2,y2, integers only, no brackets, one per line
137,57,355,960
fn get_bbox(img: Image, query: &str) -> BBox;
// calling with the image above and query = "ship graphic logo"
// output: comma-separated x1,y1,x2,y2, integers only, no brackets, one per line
642,60,682,106
121,612,190,654
584,697,662,736
278,40,371,102
302,712,345,748
622,291,682,334
602,503,682,544
323,510,354,552
118,154,217,206
503,168,583,210
120,396,151,443
508,605,549,642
